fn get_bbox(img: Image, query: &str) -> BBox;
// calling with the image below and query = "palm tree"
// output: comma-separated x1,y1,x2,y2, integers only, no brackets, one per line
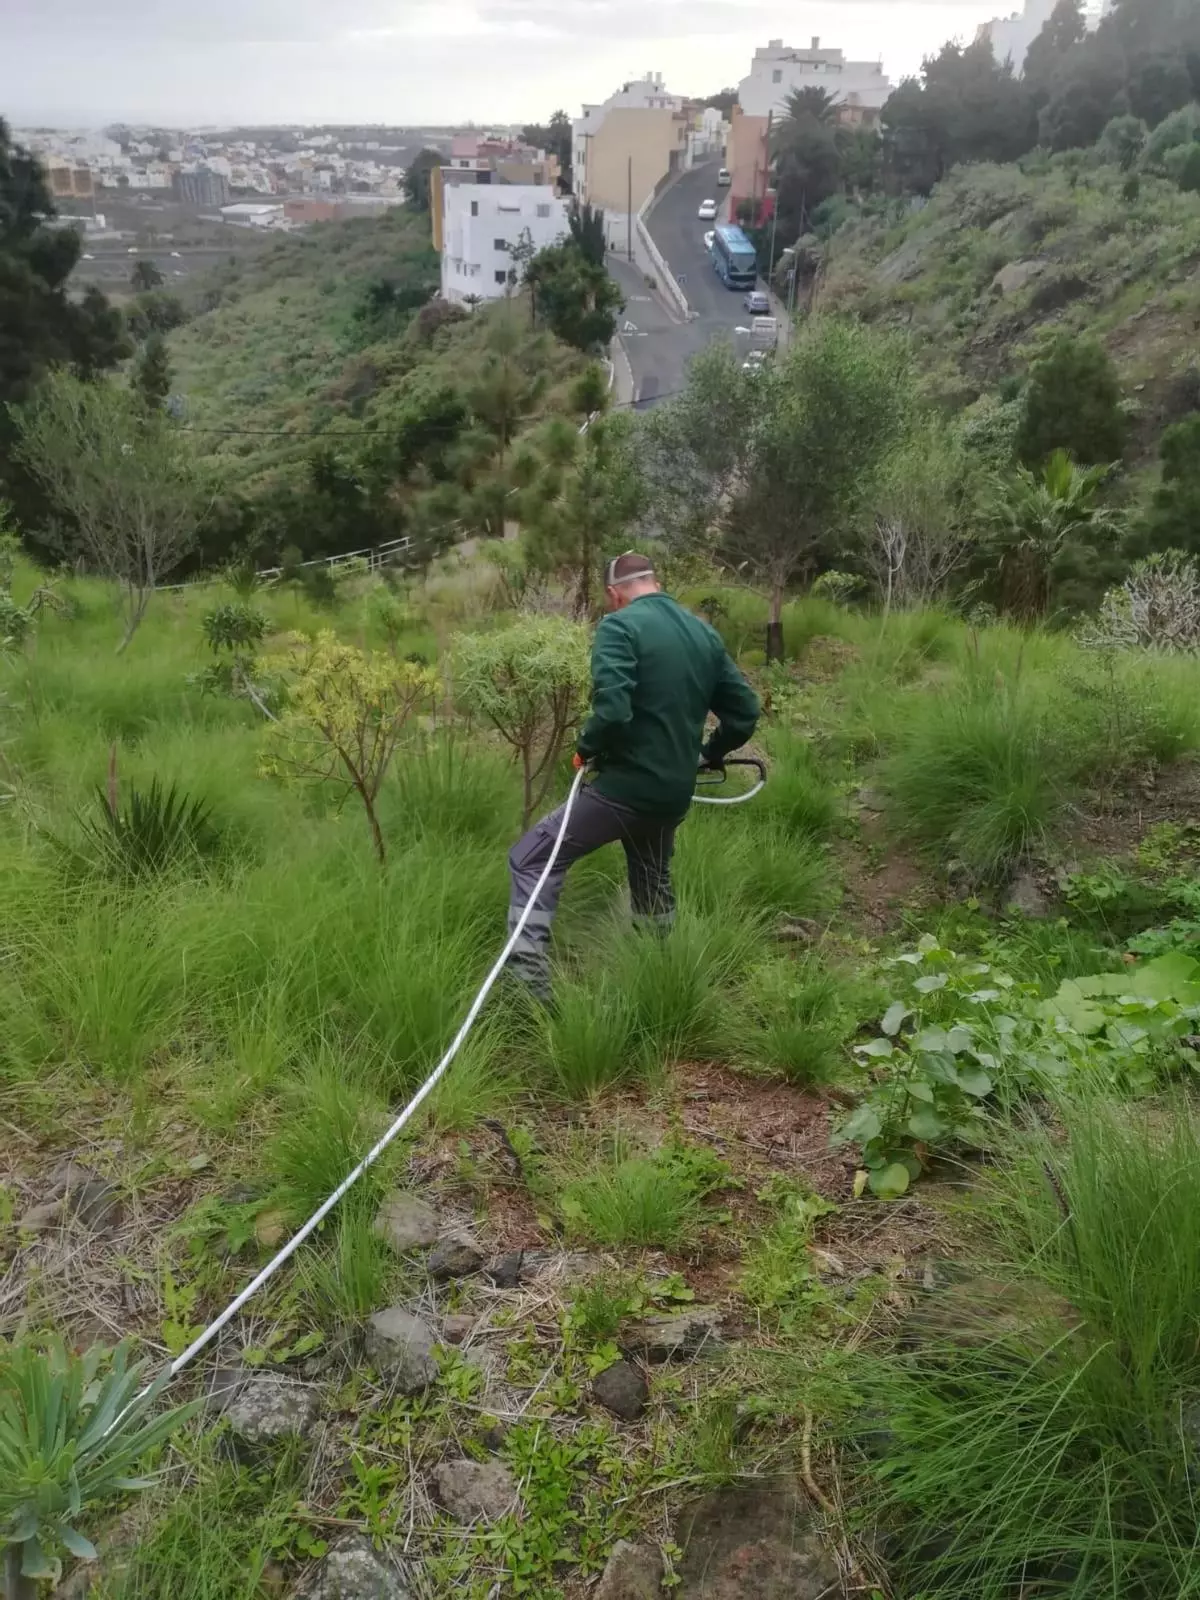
568,201,606,268
984,449,1120,619
782,86,841,127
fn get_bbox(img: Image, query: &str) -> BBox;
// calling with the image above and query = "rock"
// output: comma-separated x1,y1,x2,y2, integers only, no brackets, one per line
486,1249,524,1288
1005,871,1051,920
441,1314,474,1346
591,1359,648,1422
623,1307,723,1363
428,1231,485,1280
373,1192,439,1254
225,1375,321,1446
292,1533,412,1599
255,1209,288,1250
70,1178,123,1231
18,1200,65,1232
595,1540,664,1600
674,1484,840,1599
203,1364,248,1415
44,1160,122,1232
519,1249,603,1284
992,258,1045,296
364,1307,438,1392
431,1458,517,1523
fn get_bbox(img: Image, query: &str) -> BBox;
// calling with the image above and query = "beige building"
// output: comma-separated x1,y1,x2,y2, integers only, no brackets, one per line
726,38,893,224
573,75,690,253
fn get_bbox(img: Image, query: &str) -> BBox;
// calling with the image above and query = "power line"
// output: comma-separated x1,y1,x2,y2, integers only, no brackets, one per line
178,387,684,443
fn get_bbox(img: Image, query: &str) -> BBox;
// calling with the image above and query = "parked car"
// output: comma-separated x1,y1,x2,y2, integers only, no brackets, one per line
743,289,770,314
742,349,769,374
697,198,718,220
703,230,715,252
717,167,731,186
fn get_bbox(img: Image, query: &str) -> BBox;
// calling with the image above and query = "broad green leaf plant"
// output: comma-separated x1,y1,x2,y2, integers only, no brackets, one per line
1041,951,1200,1092
832,934,1057,1198
0,1338,195,1596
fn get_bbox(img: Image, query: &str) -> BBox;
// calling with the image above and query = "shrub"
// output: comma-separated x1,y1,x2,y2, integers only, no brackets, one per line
1015,335,1125,468
843,1100,1200,1600
1080,552,1200,653
882,677,1068,880
533,975,639,1101
1140,413,1200,558
1096,114,1147,171
261,632,437,864
450,615,590,826
1144,101,1200,170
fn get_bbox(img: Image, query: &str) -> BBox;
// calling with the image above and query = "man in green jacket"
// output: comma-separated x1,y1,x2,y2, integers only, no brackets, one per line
505,552,761,1001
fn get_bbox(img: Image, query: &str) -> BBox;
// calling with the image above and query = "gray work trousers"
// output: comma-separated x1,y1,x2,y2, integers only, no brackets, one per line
506,786,681,998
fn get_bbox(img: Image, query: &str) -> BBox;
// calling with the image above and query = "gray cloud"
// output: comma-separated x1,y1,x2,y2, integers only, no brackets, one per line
1,1,1002,125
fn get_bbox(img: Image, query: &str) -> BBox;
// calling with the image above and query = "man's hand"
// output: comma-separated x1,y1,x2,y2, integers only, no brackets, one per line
698,754,725,776
572,753,588,772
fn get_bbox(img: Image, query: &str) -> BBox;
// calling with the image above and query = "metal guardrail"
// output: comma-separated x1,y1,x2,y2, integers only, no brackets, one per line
161,536,412,593
636,187,693,322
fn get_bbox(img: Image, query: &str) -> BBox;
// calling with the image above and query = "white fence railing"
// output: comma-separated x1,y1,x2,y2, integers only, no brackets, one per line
161,536,412,593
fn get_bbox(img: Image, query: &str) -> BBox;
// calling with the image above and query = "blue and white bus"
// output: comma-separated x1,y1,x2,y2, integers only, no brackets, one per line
709,224,758,290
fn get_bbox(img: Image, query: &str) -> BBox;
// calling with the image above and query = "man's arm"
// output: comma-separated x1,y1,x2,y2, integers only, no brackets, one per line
577,615,637,760
700,649,760,766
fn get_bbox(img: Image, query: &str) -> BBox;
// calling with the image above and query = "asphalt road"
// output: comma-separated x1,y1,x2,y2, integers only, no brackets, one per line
613,159,761,409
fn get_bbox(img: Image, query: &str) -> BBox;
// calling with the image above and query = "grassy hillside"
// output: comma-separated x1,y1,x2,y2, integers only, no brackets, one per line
168,208,440,443
821,155,1200,465
6,550,1200,1597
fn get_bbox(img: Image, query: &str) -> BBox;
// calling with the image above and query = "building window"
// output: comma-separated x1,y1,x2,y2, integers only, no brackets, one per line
772,68,782,82
470,200,478,216
536,203,551,218
494,237,507,250
494,269,508,284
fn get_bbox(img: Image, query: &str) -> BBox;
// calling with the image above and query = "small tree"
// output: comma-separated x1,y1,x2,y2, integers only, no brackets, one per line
261,632,436,865
1016,334,1125,467
129,258,163,292
864,419,978,613
983,449,1120,619
12,370,205,651
644,320,911,658
195,600,269,706
132,332,171,411
1,1338,193,1599
525,242,624,353
522,413,646,618
450,616,590,825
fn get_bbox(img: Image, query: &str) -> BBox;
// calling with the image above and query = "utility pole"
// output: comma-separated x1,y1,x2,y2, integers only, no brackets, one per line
627,154,633,263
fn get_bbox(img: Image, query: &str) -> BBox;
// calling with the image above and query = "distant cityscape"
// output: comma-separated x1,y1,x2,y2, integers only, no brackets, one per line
12,122,474,236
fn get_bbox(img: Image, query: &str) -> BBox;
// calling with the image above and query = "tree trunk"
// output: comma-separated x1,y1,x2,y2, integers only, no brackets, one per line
362,791,387,867
765,581,786,663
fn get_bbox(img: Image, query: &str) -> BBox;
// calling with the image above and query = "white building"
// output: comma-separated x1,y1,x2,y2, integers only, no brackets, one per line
220,201,285,228
737,38,892,123
440,183,570,306
980,0,1109,74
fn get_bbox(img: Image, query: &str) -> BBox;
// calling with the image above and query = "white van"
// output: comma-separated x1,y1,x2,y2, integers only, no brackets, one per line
717,167,731,186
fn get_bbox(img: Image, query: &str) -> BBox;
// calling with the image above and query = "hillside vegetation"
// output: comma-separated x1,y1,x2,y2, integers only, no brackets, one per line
6,550,1200,1598
822,154,1200,465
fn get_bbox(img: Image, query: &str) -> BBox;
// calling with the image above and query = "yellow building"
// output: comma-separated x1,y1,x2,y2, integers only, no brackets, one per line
573,76,690,253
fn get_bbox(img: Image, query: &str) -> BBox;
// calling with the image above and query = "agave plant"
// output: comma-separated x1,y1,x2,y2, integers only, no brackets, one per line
74,747,218,879
0,1338,195,1597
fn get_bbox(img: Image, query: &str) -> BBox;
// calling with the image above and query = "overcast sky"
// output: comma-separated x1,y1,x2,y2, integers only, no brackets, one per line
2,1,1005,128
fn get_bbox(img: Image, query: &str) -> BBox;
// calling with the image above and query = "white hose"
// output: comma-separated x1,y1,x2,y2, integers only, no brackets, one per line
113,755,763,1430
160,765,589,1385
692,777,767,806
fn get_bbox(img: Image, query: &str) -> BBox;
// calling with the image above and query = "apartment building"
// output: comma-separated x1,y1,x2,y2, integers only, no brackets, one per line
978,0,1109,73
726,38,893,224
440,180,570,306
573,74,690,253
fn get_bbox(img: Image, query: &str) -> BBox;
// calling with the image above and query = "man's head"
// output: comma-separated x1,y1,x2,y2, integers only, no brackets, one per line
604,551,660,612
